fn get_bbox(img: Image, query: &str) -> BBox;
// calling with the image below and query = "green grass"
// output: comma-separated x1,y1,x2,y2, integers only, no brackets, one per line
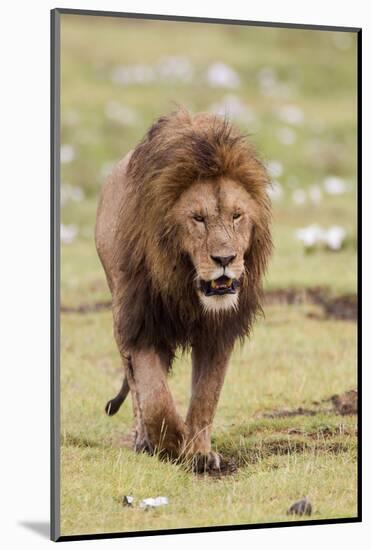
60,305,357,536
61,449,356,536
59,14,358,537
60,15,357,194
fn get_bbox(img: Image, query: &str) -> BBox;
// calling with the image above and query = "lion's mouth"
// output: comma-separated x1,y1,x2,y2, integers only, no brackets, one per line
199,275,239,296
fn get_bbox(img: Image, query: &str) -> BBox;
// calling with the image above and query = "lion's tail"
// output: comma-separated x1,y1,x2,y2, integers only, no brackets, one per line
105,375,130,416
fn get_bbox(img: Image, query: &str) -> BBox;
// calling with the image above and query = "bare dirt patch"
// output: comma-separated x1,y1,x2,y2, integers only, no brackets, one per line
219,434,356,468
264,287,357,321
263,389,358,419
61,287,357,321
196,457,238,478
263,407,317,419
330,389,358,415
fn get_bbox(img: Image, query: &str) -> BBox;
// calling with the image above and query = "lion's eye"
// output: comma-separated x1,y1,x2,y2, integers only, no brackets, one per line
233,213,242,220
192,214,205,223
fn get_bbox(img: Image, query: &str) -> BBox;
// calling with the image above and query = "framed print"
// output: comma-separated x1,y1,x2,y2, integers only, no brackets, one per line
51,8,361,541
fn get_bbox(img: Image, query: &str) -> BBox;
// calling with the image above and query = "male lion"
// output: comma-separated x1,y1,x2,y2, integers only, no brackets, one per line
95,109,272,471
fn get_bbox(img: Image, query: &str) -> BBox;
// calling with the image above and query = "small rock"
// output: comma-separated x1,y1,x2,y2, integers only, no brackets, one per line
122,495,134,507
139,496,169,510
287,497,312,516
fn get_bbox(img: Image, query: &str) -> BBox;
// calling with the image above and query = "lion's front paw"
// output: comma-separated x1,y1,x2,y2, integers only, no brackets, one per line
191,452,237,475
191,451,221,473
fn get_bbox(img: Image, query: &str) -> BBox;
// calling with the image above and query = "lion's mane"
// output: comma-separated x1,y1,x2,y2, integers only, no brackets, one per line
114,109,272,357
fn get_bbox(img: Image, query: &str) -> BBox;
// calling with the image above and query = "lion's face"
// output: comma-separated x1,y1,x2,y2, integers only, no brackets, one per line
173,178,256,313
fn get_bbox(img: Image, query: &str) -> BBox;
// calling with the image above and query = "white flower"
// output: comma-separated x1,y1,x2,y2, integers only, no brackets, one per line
267,160,283,178
268,181,283,201
295,224,347,251
258,67,277,94
61,224,78,245
111,58,194,86
308,185,322,204
61,184,84,207
323,176,348,195
60,144,75,164
206,62,240,88
277,127,296,145
325,226,347,250
295,224,325,248
111,64,156,85
157,56,193,82
105,101,138,126
258,67,291,98
276,104,304,125
292,189,307,205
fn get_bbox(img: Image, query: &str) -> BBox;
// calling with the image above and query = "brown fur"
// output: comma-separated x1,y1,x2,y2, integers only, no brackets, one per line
95,108,272,467
114,108,272,356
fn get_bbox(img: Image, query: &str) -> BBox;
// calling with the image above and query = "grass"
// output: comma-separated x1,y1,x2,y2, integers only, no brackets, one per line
59,14,358,537
60,305,357,536
61,449,356,535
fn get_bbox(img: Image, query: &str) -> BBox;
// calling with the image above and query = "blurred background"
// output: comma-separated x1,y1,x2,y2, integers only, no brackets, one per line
60,14,357,306
59,15,358,536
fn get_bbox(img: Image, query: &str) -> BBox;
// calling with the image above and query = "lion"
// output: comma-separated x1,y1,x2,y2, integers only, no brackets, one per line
95,108,272,471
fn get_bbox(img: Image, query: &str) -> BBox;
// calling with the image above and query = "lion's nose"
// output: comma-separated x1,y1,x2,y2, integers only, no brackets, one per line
211,254,236,267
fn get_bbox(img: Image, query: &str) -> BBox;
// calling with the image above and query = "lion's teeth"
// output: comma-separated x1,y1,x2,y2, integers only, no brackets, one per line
211,280,217,289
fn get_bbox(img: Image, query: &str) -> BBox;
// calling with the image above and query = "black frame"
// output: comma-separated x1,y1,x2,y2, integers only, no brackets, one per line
51,8,362,542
